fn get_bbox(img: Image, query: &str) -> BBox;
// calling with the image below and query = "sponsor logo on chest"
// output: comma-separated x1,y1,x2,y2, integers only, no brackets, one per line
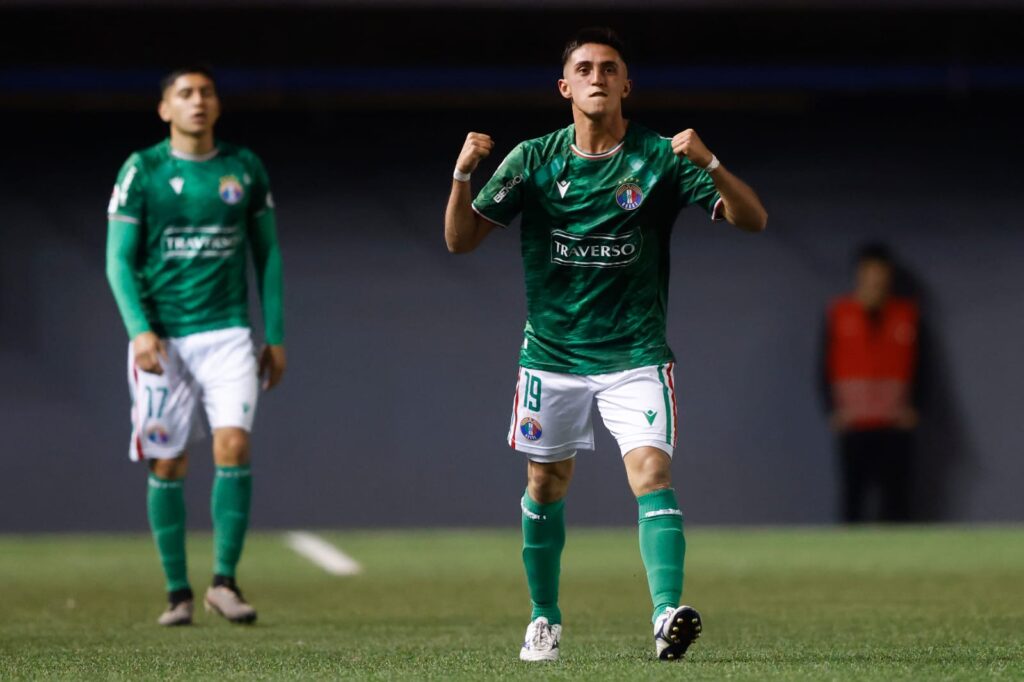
162,225,242,259
550,228,643,268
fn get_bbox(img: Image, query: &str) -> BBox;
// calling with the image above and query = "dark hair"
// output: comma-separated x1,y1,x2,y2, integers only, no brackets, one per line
160,65,217,94
855,242,893,267
561,27,627,66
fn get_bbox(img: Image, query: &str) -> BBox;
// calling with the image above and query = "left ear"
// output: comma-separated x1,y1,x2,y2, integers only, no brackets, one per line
622,78,633,99
557,78,573,101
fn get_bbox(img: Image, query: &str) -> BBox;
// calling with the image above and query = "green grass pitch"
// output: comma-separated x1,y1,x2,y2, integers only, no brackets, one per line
1,527,1022,680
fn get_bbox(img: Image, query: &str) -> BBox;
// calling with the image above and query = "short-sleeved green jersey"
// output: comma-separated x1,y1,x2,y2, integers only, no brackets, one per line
108,140,275,339
472,122,722,375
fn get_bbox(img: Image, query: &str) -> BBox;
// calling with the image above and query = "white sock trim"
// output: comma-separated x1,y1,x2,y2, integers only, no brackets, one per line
643,508,683,519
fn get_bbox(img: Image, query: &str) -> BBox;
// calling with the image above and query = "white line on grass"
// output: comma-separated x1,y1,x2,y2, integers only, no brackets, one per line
285,531,362,576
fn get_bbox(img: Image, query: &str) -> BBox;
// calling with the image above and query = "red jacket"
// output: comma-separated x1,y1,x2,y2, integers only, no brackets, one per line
827,296,919,430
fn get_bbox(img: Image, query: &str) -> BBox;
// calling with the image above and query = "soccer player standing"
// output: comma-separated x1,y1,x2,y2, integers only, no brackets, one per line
106,66,285,626
444,28,767,661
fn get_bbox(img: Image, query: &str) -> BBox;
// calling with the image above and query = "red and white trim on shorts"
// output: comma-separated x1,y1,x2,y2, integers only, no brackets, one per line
131,363,146,461
510,368,522,449
666,361,679,447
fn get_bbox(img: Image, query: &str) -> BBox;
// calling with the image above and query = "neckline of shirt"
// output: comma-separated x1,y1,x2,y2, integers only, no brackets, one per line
568,122,631,160
169,144,221,162
570,138,626,160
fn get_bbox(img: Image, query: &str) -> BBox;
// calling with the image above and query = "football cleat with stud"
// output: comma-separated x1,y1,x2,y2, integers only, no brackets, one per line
204,583,257,624
654,605,702,661
519,616,562,662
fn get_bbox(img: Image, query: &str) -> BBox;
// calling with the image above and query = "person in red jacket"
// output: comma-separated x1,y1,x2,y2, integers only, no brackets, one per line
822,244,922,522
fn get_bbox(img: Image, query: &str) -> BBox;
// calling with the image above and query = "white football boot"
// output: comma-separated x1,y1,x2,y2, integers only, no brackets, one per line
156,599,193,626
654,605,702,661
519,616,562,662
204,585,257,624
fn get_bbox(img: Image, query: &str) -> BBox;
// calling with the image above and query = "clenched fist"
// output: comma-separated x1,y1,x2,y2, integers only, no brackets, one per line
670,129,714,169
456,132,494,175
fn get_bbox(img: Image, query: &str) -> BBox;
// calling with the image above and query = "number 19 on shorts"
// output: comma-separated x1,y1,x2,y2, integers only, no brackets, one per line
522,371,542,411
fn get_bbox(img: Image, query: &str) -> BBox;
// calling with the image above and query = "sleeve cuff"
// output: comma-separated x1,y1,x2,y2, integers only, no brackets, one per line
126,321,152,339
108,213,140,224
471,204,508,229
710,197,725,222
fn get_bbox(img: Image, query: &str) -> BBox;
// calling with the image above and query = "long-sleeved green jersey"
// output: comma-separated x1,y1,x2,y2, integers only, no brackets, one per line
106,139,284,344
472,122,721,375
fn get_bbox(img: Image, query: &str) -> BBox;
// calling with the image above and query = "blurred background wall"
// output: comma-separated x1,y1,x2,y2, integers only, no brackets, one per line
1,2,1021,531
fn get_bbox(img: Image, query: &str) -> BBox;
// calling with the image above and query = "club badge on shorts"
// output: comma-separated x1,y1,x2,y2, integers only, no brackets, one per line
520,417,543,441
219,175,244,205
145,424,171,445
615,181,644,211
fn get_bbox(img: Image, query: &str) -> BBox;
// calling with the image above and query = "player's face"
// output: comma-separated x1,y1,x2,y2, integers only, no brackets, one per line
856,260,892,309
158,73,220,136
558,43,631,118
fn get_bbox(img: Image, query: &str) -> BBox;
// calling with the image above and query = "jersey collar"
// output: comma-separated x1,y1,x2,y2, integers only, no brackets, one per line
168,141,220,162
568,123,629,160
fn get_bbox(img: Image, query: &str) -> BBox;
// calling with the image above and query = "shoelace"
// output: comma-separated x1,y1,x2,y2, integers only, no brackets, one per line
529,622,554,650
656,611,677,639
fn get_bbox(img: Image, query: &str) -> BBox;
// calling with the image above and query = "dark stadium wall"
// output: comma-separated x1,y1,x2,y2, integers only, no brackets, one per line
0,102,1021,532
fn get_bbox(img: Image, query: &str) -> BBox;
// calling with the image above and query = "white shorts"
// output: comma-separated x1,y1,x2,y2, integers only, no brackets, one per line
127,327,258,461
507,363,679,463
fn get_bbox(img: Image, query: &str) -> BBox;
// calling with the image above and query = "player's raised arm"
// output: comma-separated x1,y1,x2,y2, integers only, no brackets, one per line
444,132,497,253
671,129,768,233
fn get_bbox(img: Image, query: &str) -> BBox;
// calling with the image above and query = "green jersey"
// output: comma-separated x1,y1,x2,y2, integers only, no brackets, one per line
472,122,721,375
106,139,284,343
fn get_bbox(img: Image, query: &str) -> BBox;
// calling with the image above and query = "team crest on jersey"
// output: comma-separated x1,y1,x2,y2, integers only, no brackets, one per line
218,175,244,205
615,182,644,211
145,424,170,445
520,417,543,441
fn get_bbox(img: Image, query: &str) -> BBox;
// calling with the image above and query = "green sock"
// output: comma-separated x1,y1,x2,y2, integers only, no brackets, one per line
638,488,686,623
147,474,189,593
521,490,565,625
211,465,252,579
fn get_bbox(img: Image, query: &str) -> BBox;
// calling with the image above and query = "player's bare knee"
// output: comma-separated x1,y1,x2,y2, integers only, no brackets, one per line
624,447,672,496
149,453,188,480
527,458,574,503
213,428,250,466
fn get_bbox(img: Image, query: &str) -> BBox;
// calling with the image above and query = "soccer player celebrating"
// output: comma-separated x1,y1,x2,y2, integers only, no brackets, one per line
444,28,767,661
106,66,285,626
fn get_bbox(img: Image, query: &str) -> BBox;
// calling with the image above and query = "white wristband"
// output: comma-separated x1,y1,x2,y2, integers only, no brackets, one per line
705,155,721,173
453,168,471,183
